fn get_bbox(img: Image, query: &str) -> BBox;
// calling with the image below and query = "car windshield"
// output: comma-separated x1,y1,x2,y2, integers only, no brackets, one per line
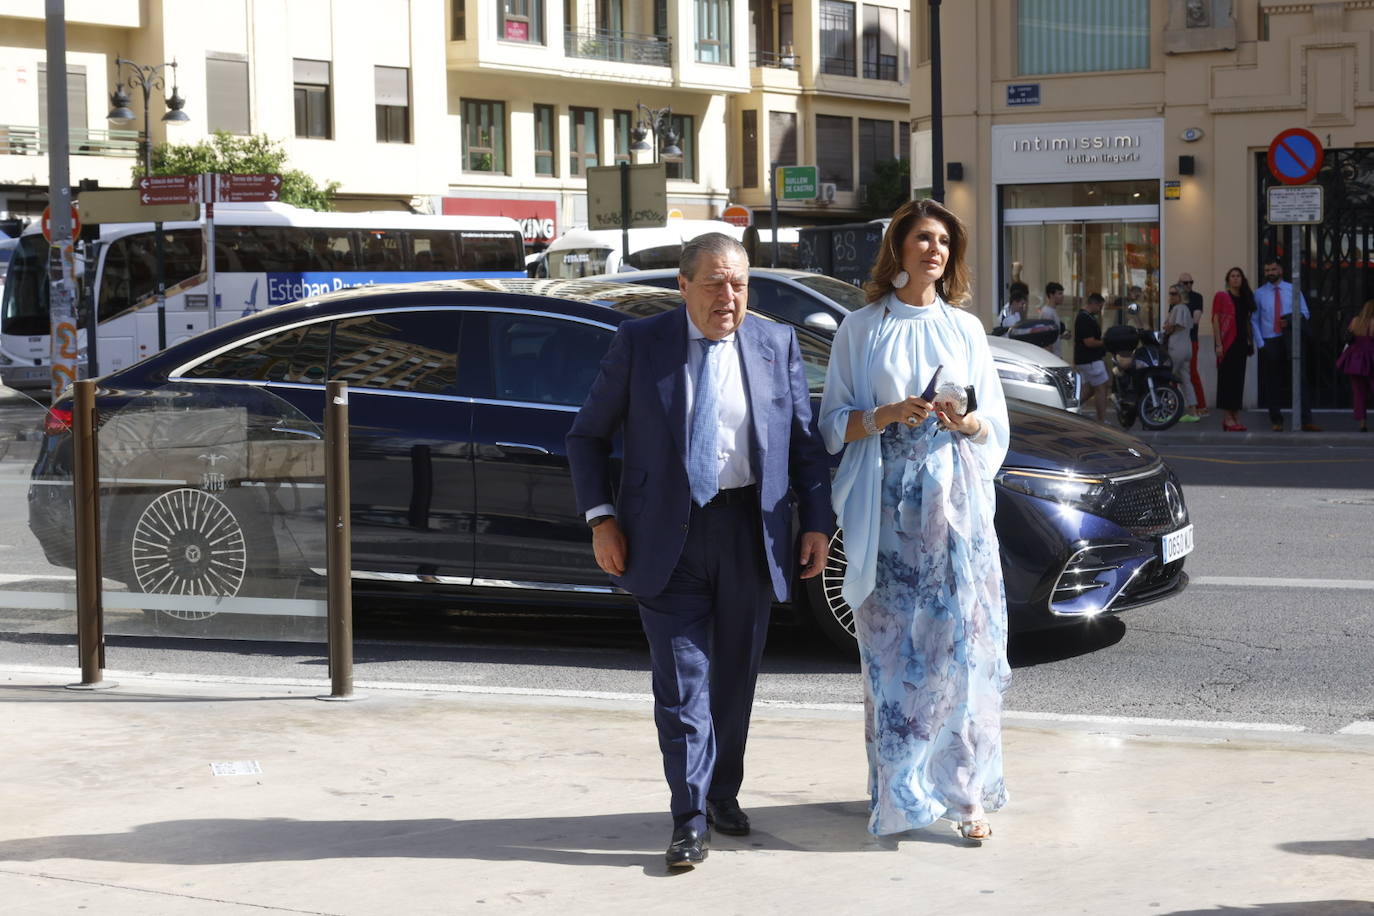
795,273,867,311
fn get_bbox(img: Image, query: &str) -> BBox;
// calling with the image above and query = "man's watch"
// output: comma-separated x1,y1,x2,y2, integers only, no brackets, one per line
587,514,614,529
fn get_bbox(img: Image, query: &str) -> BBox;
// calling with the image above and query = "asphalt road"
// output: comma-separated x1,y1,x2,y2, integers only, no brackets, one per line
0,390,1370,736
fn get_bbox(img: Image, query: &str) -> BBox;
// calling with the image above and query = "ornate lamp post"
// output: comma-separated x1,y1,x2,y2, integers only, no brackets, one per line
106,57,189,176
631,102,682,162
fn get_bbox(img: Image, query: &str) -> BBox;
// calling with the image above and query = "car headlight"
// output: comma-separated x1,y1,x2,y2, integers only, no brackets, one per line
995,358,1053,387
995,467,1113,515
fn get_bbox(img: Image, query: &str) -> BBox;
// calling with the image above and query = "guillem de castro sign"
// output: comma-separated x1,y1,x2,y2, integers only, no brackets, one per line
992,118,1163,183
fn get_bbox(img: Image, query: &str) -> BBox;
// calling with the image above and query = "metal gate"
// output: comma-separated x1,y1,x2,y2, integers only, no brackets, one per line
1256,148,1374,410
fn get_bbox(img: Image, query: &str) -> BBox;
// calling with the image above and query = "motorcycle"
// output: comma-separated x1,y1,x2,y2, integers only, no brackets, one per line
1103,323,1186,430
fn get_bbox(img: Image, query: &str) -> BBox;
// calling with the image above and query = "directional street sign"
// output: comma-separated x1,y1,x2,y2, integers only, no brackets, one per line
775,165,819,200
138,174,199,205
1267,185,1324,225
1267,128,1324,186
217,173,283,202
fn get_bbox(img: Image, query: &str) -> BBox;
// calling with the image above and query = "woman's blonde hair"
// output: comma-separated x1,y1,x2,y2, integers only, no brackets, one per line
1354,299,1374,335
864,198,972,306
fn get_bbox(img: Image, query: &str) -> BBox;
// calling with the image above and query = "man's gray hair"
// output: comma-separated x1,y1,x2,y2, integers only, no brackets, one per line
680,232,748,279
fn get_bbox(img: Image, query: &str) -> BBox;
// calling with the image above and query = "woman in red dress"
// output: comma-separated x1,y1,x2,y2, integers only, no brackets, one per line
1211,267,1256,431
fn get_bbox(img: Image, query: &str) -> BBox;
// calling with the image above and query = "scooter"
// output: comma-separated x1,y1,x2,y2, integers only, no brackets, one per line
1103,323,1186,430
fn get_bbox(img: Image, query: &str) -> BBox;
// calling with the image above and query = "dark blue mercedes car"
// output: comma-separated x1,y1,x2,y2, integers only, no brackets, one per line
29,278,1189,649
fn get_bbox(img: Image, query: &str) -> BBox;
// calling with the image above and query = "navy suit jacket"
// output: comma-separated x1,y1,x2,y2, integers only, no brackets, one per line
566,307,833,602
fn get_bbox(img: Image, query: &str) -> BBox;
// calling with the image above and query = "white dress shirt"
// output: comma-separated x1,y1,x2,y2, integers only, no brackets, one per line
584,318,754,522
1252,280,1309,344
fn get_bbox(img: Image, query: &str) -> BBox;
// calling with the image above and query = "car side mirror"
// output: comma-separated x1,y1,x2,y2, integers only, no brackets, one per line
803,312,838,332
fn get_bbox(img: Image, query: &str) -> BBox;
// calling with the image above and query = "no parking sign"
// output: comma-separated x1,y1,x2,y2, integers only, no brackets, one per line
1267,128,1324,185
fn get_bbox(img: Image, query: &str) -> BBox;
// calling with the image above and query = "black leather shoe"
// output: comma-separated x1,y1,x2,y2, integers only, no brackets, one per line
665,825,709,868
706,799,751,836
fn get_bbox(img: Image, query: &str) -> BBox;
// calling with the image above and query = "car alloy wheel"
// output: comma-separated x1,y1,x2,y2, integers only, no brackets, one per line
131,488,248,617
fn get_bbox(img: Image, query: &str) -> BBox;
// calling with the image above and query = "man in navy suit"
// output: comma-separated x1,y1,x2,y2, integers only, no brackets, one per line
566,233,833,869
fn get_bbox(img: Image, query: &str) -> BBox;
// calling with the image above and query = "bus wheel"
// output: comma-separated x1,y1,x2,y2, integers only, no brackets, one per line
128,488,253,621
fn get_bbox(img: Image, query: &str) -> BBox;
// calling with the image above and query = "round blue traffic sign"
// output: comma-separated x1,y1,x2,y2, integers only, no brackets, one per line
1267,128,1324,185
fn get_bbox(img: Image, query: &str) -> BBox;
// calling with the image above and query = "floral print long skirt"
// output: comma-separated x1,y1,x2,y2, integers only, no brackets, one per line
854,419,1011,836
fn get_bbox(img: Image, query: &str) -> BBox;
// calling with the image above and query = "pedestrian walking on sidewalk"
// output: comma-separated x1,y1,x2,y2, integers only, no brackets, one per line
1074,293,1110,423
1254,259,1320,431
1212,267,1256,431
1163,285,1201,421
566,233,833,870
1336,298,1374,432
820,199,1011,844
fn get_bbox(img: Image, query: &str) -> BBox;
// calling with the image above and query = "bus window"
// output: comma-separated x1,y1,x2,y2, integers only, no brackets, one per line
98,229,204,323
0,235,50,335
458,231,523,272
622,244,682,271
411,230,459,271
305,229,357,270
547,247,611,279
359,230,405,270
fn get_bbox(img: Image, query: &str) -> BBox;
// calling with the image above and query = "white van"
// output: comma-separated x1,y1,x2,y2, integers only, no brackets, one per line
539,221,798,278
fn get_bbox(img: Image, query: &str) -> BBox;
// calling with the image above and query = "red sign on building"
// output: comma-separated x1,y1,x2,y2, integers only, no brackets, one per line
443,197,558,243
138,174,199,205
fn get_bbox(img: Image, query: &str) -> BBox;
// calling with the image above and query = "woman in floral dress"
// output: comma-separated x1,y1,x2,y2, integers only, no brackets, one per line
819,199,1011,842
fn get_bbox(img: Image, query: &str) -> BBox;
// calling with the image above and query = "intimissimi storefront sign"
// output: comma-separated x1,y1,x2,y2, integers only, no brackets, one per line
992,118,1163,184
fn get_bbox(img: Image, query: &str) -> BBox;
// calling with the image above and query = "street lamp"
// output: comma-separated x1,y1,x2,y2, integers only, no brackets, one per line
107,57,189,176
631,102,681,162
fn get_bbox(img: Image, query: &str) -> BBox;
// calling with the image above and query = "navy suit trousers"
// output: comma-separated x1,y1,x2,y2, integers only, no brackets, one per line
637,495,774,832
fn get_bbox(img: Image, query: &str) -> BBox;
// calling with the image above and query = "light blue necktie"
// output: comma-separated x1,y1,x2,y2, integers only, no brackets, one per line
688,338,721,507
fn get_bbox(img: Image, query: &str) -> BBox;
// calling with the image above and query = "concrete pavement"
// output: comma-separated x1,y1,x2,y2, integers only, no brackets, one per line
2,666,1371,915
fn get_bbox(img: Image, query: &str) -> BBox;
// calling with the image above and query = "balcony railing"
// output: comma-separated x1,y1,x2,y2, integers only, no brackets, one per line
1,125,140,157
564,27,671,67
751,50,799,70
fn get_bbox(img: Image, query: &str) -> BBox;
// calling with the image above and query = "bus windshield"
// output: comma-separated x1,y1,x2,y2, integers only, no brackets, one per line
1,235,51,336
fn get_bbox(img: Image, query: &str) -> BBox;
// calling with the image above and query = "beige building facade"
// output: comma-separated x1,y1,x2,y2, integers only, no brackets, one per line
911,0,1374,410
2,1,913,252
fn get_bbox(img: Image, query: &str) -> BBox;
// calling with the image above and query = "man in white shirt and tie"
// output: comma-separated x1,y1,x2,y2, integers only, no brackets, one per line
1253,259,1319,431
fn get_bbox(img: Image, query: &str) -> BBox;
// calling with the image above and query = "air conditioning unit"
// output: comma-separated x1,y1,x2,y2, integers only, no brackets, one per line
819,182,837,203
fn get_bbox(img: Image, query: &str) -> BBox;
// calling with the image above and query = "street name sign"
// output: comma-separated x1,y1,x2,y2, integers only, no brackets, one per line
1267,128,1324,186
217,173,283,202
1266,185,1324,225
775,165,818,200
138,174,199,205
78,189,199,224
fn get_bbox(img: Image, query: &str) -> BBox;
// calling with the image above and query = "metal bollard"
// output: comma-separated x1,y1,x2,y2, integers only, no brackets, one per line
319,380,359,701
67,379,113,690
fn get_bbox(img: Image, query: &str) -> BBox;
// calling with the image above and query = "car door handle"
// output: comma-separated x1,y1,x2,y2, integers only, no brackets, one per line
272,425,322,440
495,441,549,455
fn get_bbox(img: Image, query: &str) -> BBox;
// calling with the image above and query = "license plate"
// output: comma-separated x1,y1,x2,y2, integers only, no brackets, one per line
1161,524,1194,563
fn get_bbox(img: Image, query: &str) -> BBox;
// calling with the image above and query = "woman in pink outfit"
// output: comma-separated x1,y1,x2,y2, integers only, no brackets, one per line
1336,299,1374,432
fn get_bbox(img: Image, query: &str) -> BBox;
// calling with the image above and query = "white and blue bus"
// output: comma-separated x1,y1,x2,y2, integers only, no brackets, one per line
0,201,525,389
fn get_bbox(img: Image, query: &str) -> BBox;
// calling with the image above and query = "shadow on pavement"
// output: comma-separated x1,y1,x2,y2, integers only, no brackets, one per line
1277,837,1374,860
1160,904,1374,916
0,802,941,876
1009,617,1126,668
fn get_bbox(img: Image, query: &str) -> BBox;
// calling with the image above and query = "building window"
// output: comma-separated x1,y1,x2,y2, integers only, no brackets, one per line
534,104,556,176
463,98,506,173
452,0,466,39
769,110,797,167
899,121,910,162
858,118,894,189
862,6,898,80
816,114,853,191
293,59,332,139
820,1,856,76
36,63,87,153
696,0,733,64
570,107,600,177
613,109,634,165
500,0,544,43
206,54,250,135
741,109,758,188
375,67,410,144
666,114,695,181
1018,0,1149,75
